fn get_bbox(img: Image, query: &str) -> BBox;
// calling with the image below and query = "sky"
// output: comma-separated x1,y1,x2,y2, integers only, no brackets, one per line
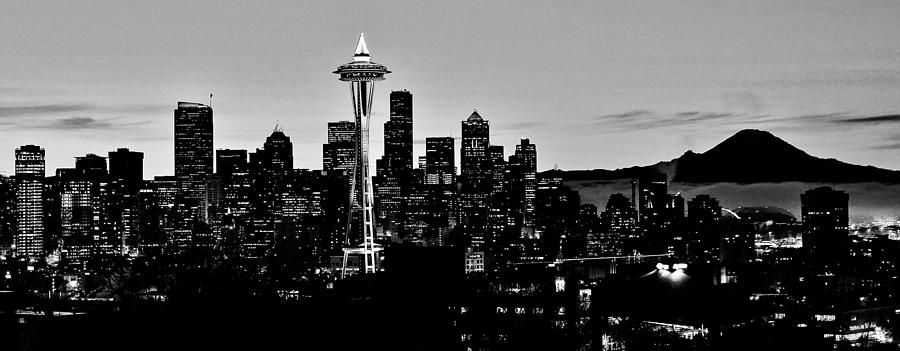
1,0,900,178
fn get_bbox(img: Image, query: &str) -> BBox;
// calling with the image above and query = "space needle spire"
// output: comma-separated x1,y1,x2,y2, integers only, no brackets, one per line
334,33,390,277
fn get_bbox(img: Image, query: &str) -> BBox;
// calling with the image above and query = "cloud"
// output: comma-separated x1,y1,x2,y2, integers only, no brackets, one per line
0,104,94,117
834,114,900,124
494,121,546,131
0,102,170,117
870,143,900,150
595,110,652,121
35,116,151,130
593,110,747,132
43,117,112,130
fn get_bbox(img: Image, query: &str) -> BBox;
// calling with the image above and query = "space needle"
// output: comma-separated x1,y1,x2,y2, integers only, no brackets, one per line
334,33,390,277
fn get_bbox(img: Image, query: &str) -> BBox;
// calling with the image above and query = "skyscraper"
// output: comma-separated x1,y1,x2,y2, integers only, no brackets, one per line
216,149,248,179
636,173,667,225
60,154,112,262
14,145,45,259
323,121,356,174
460,110,490,250
425,137,455,186
489,145,506,195
423,137,456,245
514,138,537,228
686,194,721,264
801,186,849,267
174,101,213,205
384,90,413,174
257,127,294,173
334,33,390,276
108,148,144,193
460,110,491,193
375,90,413,237
595,193,636,257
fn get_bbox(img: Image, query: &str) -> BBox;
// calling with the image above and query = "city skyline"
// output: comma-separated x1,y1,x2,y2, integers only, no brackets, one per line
3,3,900,349
2,1,900,178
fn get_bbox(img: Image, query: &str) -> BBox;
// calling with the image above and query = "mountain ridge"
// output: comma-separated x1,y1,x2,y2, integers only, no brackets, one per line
542,129,900,184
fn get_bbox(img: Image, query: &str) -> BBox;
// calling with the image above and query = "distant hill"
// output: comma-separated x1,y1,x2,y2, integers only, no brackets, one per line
542,129,900,184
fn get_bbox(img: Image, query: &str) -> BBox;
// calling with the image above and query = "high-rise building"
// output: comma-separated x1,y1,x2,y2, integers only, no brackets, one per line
534,176,579,261
216,149,248,179
801,186,849,267
174,101,213,221
59,154,112,263
460,110,491,193
323,121,356,174
14,145,45,259
423,137,456,244
384,90,413,174
0,176,15,252
635,173,667,225
488,145,506,195
375,91,413,237
256,128,294,174
460,110,491,250
108,148,144,193
686,194,721,264
514,138,537,228
594,194,636,257
426,137,455,186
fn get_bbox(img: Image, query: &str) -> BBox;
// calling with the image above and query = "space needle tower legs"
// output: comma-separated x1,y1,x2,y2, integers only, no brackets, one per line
335,33,390,277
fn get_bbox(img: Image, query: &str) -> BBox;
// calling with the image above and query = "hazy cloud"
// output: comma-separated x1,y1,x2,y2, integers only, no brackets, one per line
835,114,900,124
36,116,151,130
595,110,652,121
494,121,547,131
0,104,94,117
594,110,747,132
871,143,900,150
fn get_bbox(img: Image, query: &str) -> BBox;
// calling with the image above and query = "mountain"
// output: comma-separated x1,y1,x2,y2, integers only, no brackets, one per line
543,129,900,184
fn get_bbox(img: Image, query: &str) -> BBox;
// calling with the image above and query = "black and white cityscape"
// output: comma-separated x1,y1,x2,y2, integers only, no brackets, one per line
3,2,900,350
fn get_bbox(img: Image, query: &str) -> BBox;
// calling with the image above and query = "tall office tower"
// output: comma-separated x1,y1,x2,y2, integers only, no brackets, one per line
375,91,412,236
257,127,294,173
801,186,849,267
248,129,294,221
323,121,356,173
174,101,213,220
424,137,456,243
579,203,602,256
216,149,250,241
384,90,413,173
514,138,537,228
535,176,580,261
636,173,667,225
0,176,15,252
216,149,248,179
334,33,390,276
58,154,111,262
425,137,455,186
108,149,142,256
15,145,45,259
596,193,636,257
686,194,721,264
108,148,144,193
460,110,491,250
489,145,506,195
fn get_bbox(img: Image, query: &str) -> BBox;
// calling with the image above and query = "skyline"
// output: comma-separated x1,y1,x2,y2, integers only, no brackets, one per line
2,1,900,177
